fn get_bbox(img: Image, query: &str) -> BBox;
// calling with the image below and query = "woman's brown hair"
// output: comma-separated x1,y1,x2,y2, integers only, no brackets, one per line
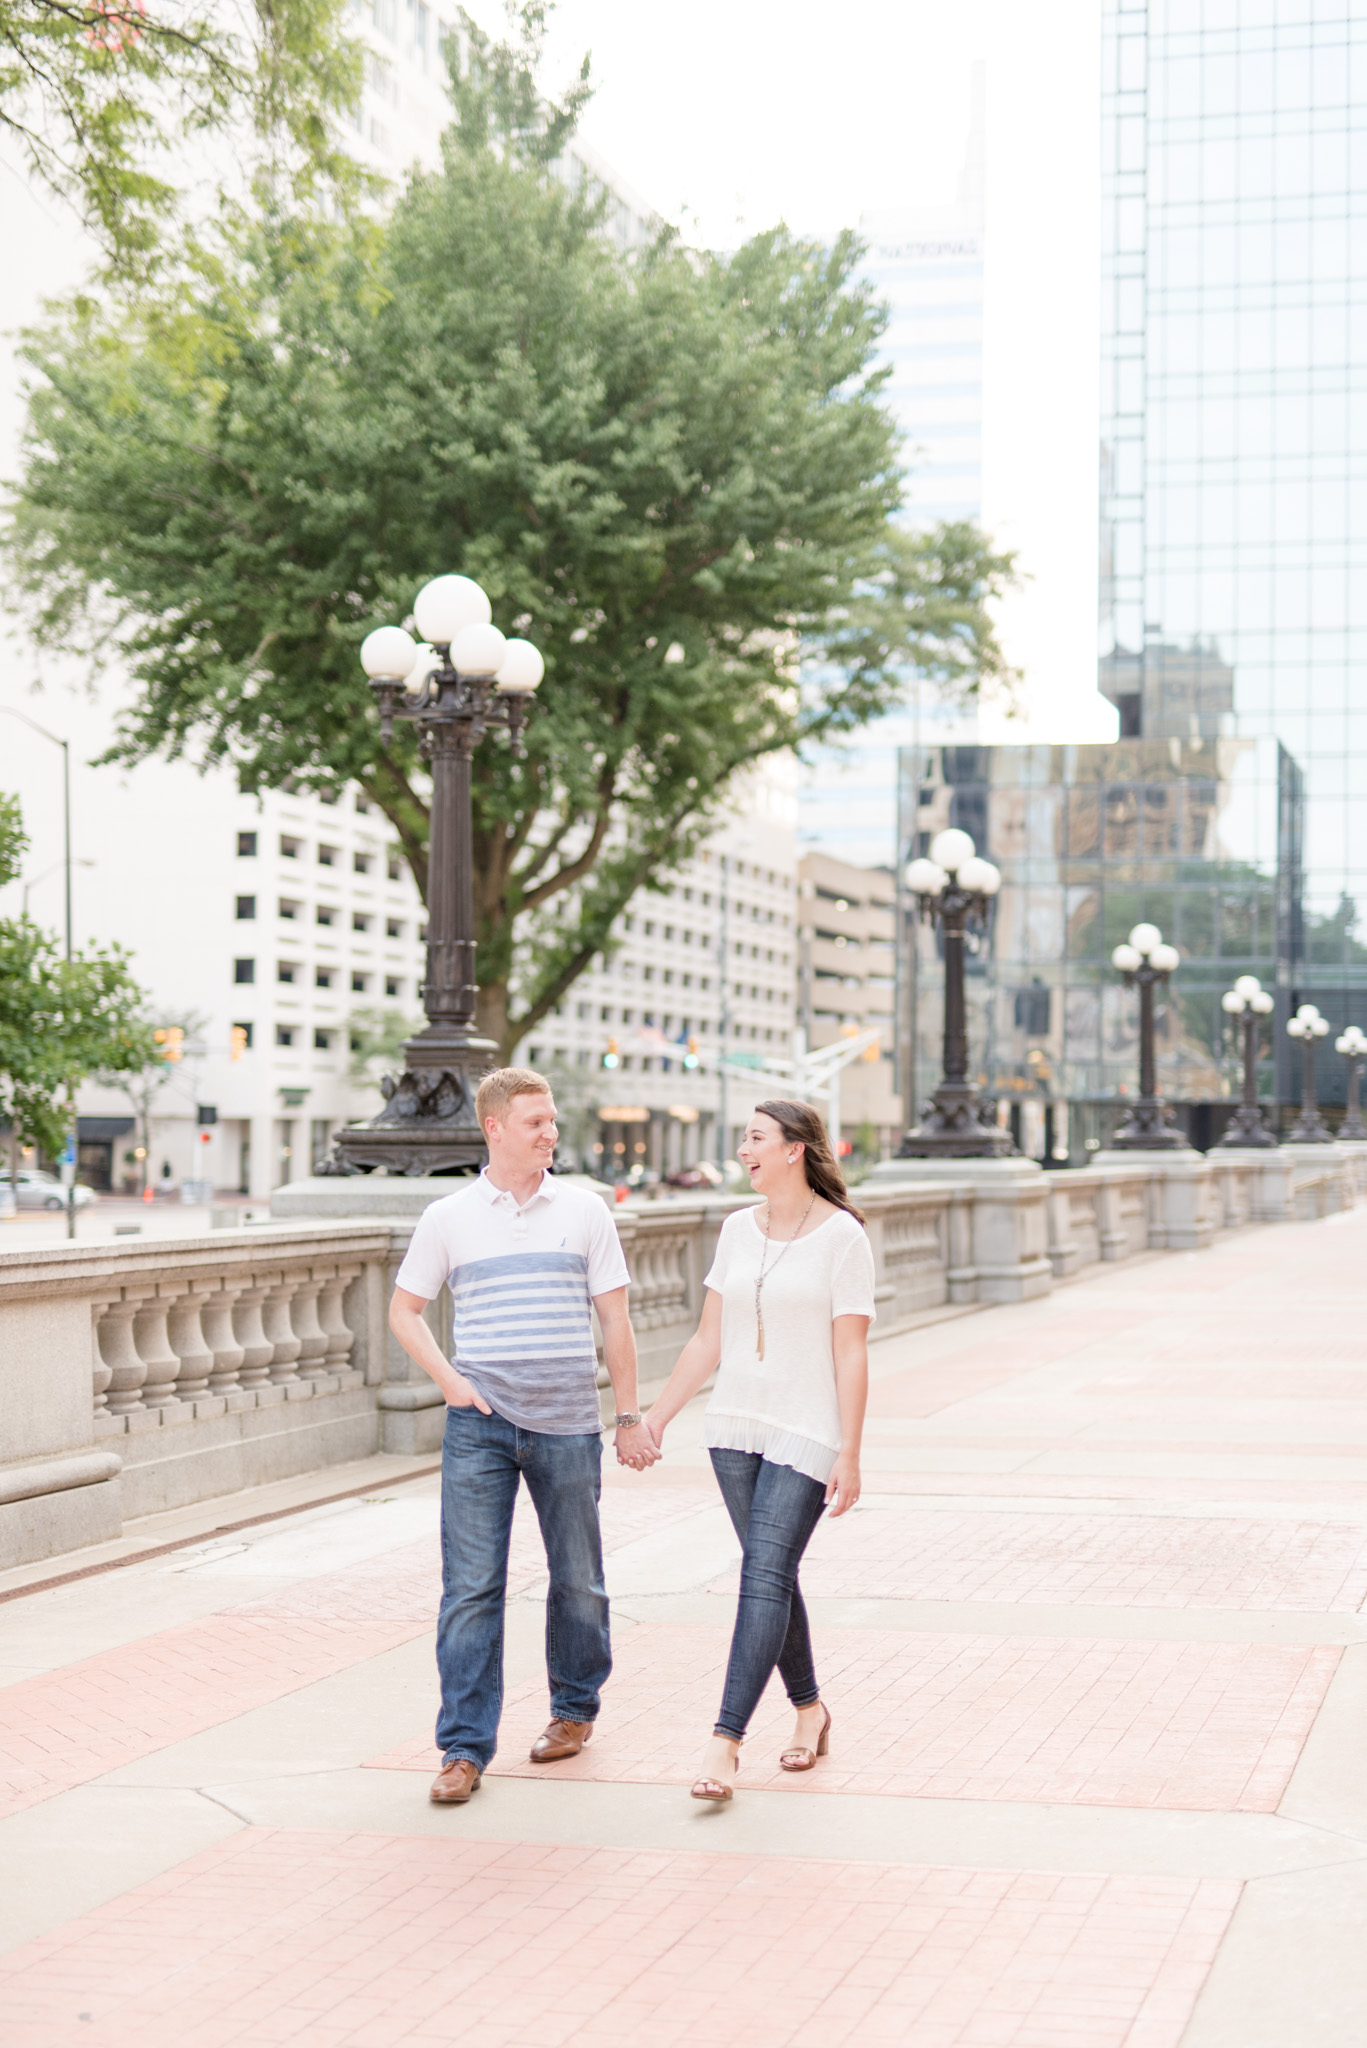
751,1100,865,1225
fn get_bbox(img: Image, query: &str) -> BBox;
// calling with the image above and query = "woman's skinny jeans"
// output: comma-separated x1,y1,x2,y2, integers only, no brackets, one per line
709,1448,827,1742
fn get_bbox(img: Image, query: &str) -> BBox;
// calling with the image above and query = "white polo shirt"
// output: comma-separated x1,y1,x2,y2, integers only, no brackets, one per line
395,1170,630,1434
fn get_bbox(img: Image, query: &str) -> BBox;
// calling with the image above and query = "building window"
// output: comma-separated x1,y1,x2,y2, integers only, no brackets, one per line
385,976,401,997
355,794,371,814
318,844,338,867
316,905,335,926
314,1028,333,1051
354,852,372,875
351,971,369,993
279,835,301,859
315,967,334,989
278,962,297,984
387,854,402,881
352,913,371,933
231,1020,254,1053
386,918,403,939
234,958,255,985
235,895,256,920
275,1025,296,1047
418,924,428,942
278,898,300,920
237,831,257,857
319,787,339,806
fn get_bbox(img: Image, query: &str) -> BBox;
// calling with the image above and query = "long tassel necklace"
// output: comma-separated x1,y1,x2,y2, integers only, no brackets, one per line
754,1190,816,1360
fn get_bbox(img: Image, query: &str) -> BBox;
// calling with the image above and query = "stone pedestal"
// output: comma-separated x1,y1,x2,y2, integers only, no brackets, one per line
865,1156,1053,1304
1252,1143,1351,1223
1090,1148,1215,1252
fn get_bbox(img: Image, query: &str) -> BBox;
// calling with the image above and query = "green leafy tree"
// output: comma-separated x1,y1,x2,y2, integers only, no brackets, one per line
6,8,1016,1059
1,0,363,276
0,795,150,1179
347,1004,422,1083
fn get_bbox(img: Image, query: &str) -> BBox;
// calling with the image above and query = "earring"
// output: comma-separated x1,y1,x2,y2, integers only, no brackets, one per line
788,1153,798,1164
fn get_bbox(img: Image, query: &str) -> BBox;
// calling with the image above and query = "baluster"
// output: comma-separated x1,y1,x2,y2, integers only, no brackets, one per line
263,1272,303,1388
317,1263,360,1380
91,1296,116,1426
291,1274,329,1382
166,1287,215,1402
201,1279,247,1399
133,1290,183,1410
98,1298,146,1417
232,1280,275,1390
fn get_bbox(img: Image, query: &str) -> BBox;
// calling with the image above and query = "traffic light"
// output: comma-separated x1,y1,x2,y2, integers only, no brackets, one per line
601,1037,620,1071
683,1035,699,1070
230,1025,249,1061
154,1026,185,1063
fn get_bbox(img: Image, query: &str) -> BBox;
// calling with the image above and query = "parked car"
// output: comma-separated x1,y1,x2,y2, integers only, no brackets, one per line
0,1169,97,1212
662,1161,725,1190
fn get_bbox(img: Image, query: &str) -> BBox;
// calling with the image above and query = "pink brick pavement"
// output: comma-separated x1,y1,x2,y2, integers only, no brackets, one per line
0,1825,1241,2048
370,1620,1336,1811
785,1506,1367,1611
0,1488,706,1822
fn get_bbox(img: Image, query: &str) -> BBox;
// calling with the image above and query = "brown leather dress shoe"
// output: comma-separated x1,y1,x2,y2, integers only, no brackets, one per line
430,1757,482,1804
529,1717,594,1763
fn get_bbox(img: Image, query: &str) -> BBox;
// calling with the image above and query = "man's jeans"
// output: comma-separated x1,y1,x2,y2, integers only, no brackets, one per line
709,1448,827,1741
437,1404,610,1771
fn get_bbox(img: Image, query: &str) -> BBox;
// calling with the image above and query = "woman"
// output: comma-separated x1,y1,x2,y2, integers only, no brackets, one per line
645,1100,874,1802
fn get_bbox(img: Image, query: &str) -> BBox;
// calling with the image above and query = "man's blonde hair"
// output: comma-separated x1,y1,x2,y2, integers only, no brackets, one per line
475,1066,553,1133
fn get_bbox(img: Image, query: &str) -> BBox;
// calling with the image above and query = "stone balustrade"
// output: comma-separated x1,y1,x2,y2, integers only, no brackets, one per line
3,1141,1364,1573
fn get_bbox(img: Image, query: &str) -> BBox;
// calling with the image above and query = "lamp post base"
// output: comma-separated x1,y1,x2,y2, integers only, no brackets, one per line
896,1082,1017,1160
1109,1098,1190,1150
1217,1103,1277,1148
322,1026,500,1177
1339,1114,1367,1140
1285,1109,1334,1144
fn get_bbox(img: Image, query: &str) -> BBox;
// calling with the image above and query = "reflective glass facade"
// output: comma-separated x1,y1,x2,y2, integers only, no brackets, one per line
1100,1,1367,1044
900,737,1317,1156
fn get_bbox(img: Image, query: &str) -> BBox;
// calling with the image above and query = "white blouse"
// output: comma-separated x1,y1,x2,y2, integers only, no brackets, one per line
700,1205,877,1483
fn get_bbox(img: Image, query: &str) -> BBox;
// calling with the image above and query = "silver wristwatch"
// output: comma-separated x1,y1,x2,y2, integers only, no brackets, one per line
613,1412,642,1429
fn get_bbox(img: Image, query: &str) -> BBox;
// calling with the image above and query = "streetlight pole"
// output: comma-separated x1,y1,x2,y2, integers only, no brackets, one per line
1217,975,1277,1147
1336,1026,1367,1139
898,827,1014,1157
323,576,544,1177
1,707,72,957
1109,922,1188,1148
1286,1003,1333,1143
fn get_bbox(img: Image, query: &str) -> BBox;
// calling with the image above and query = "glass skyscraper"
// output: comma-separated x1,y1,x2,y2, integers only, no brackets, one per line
1099,0,1367,1076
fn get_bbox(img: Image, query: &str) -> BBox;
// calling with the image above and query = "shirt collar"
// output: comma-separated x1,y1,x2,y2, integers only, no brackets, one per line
477,1166,556,1210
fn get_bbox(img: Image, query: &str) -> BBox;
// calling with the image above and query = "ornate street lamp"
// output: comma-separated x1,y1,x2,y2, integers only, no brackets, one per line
1285,1003,1333,1144
1334,1025,1367,1140
897,827,1014,1158
325,575,544,1176
1217,974,1277,1148
1109,922,1187,1149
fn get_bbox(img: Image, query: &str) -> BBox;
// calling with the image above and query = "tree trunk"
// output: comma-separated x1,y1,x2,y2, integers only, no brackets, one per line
477,979,514,1062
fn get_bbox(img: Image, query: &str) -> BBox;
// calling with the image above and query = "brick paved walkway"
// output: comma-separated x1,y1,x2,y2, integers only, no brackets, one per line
2,1202,1367,2045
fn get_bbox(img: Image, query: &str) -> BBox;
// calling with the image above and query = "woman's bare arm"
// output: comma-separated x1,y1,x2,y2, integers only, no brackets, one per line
645,1288,724,1444
825,1312,870,1514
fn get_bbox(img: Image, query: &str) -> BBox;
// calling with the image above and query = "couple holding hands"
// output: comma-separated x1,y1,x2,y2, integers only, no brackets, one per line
390,1067,873,1807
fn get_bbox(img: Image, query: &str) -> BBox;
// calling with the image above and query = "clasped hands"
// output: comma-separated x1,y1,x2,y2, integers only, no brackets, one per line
615,1415,662,1471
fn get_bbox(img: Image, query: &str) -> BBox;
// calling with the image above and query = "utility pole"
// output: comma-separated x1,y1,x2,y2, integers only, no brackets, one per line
716,853,730,1170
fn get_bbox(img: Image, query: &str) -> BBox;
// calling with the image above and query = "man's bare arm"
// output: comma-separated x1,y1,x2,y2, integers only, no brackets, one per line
388,1288,491,1412
594,1285,657,1468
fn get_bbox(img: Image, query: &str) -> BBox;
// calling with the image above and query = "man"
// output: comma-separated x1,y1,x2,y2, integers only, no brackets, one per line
390,1066,656,1806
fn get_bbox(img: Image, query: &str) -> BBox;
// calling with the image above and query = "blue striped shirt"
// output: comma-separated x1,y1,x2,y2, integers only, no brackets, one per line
395,1172,630,1432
